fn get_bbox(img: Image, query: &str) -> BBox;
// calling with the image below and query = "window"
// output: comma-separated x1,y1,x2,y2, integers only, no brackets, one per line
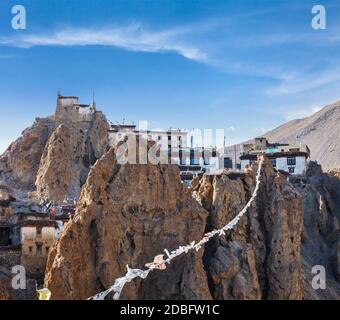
29,246,33,253
190,150,199,165
203,157,210,165
36,227,42,237
36,243,42,255
224,157,232,169
158,136,161,141
179,150,185,165
271,159,276,167
288,167,295,174
287,157,296,165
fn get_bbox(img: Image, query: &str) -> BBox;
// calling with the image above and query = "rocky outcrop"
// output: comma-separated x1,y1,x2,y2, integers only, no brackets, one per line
306,161,324,177
0,110,110,204
44,145,211,300
193,159,304,300
35,112,110,203
290,171,340,299
0,276,11,300
328,168,340,180
0,117,55,197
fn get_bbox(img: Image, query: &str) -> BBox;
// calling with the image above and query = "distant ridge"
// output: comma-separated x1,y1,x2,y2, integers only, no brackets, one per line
225,100,340,171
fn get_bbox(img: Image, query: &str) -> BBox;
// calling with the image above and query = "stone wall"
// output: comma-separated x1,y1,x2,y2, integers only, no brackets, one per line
55,96,95,123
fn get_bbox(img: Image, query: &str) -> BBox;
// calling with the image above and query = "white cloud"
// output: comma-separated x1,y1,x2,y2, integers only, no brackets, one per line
228,126,236,131
264,67,340,97
0,24,208,63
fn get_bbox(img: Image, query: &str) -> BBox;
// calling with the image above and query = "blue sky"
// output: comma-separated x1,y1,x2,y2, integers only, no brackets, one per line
1,0,340,153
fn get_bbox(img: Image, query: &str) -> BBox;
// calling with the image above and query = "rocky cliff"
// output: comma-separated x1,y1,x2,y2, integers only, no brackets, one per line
35,112,109,203
44,145,211,300
192,159,303,300
290,171,340,299
45,154,325,300
0,112,109,203
1,102,340,300
0,276,11,300
0,117,55,198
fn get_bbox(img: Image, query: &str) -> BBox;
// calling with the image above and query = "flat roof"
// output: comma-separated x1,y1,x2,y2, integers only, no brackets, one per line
58,95,79,99
240,151,309,160
15,220,59,228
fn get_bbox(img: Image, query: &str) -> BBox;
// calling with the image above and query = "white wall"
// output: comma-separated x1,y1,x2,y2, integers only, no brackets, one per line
59,98,78,108
21,227,36,241
275,156,306,175
241,156,307,175
78,106,94,115
21,226,56,241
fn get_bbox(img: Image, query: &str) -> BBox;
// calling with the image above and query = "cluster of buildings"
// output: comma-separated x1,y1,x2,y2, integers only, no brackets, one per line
240,137,310,175
0,95,313,288
108,123,233,186
0,188,74,279
56,95,311,182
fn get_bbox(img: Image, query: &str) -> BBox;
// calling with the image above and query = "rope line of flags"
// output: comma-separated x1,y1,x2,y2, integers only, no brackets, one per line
86,156,264,301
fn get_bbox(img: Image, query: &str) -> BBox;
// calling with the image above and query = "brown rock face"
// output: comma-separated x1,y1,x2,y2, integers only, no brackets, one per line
35,112,109,203
44,147,211,300
0,117,55,195
0,110,109,203
0,275,11,300
328,168,340,180
290,172,340,299
193,159,304,300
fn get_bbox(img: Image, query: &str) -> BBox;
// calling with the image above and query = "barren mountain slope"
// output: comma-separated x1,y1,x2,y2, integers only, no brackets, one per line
264,101,340,171
224,100,340,171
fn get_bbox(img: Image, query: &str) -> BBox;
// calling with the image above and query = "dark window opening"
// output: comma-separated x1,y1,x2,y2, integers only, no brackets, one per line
190,150,199,165
36,227,42,237
287,157,296,165
179,150,185,165
36,243,43,255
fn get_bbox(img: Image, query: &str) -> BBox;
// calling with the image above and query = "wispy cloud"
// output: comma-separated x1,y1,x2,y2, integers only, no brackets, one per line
0,55,14,59
264,66,340,96
0,24,208,63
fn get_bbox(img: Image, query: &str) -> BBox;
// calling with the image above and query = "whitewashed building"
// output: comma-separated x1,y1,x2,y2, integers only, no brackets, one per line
240,138,310,175
108,124,233,184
